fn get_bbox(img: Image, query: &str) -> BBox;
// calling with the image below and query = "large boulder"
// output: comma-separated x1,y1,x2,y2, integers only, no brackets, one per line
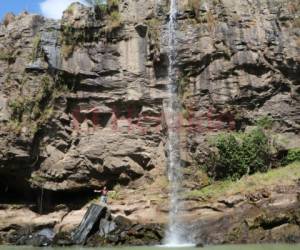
72,204,106,244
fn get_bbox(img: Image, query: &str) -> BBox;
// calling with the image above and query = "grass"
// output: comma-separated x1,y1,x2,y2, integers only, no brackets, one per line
255,115,273,129
187,161,300,201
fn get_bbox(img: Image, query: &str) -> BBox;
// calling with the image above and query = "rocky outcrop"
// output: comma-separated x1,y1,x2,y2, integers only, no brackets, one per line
0,2,167,196
188,185,300,245
175,0,300,169
1,203,163,246
72,204,106,244
0,0,298,195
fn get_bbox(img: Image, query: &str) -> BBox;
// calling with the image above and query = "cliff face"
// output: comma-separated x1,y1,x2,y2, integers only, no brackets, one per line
0,0,299,244
0,1,168,195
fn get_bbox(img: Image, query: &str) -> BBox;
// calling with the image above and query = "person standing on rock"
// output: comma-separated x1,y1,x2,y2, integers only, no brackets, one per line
94,186,108,204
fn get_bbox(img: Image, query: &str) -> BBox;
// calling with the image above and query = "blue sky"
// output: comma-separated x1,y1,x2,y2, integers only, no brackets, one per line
0,0,40,19
0,0,87,20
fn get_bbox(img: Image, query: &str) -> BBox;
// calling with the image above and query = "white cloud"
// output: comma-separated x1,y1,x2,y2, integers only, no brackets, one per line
39,0,87,19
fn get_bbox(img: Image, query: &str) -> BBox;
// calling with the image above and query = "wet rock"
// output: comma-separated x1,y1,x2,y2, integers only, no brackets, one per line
7,227,54,247
72,204,106,244
99,219,117,237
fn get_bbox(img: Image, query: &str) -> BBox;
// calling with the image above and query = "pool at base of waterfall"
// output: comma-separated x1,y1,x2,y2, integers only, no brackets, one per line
0,245,300,250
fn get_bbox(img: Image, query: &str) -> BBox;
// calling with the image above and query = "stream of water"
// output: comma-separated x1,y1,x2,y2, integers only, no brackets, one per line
164,0,189,246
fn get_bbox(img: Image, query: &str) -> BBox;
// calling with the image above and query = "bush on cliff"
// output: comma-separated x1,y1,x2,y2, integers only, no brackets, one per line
206,128,271,180
282,148,300,165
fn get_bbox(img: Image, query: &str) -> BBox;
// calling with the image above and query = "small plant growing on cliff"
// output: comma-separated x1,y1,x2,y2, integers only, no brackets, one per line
255,116,274,130
84,0,119,11
31,34,42,61
0,49,15,63
8,75,61,136
146,18,161,63
105,10,121,32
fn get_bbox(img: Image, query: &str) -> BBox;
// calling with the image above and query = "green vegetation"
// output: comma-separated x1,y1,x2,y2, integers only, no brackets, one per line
66,4,77,15
146,18,161,44
282,148,300,165
206,128,271,180
61,0,121,58
83,0,119,13
178,74,189,98
255,116,274,129
0,49,15,62
186,0,219,27
10,76,52,120
31,34,41,61
109,184,121,200
188,161,300,200
105,10,121,33
145,18,161,63
8,75,68,135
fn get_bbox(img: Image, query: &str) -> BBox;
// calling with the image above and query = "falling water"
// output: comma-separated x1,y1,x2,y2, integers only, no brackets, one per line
39,187,44,214
164,0,190,246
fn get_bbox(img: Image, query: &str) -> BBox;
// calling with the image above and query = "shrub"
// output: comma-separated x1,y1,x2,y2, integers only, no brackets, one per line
241,129,270,174
207,128,271,180
255,116,273,129
282,148,300,165
84,0,119,11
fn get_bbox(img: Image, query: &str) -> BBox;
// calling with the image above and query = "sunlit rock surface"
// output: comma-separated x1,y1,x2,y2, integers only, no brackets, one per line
0,0,299,246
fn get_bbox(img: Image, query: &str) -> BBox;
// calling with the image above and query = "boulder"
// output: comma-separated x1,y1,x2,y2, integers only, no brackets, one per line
72,204,106,244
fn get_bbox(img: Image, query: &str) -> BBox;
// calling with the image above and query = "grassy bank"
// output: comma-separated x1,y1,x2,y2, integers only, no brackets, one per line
188,161,300,201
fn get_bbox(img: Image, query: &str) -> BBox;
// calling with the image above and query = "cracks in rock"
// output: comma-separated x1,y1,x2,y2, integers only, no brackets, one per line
178,51,230,78
128,153,152,171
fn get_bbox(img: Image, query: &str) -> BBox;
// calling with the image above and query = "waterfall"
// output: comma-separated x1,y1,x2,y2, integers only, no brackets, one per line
164,0,190,246
39,187,44,214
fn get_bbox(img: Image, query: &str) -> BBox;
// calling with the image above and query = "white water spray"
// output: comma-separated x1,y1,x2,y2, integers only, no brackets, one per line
164,0,191,246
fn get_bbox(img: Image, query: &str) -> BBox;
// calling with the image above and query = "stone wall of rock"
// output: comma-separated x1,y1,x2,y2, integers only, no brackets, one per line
0,1,169,196
0,0,299,241
174,0,300,169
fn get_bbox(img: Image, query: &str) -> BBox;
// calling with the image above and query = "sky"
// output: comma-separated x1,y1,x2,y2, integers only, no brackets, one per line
0,0,87,20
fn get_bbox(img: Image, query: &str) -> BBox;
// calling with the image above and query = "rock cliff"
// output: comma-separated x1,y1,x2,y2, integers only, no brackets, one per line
0,0,299,246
